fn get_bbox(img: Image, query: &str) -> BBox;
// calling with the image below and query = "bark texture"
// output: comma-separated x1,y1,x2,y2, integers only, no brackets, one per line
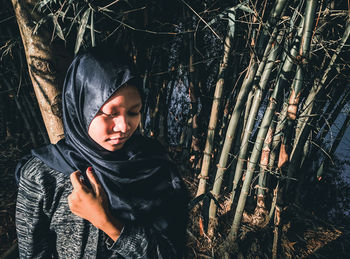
12,0,72,143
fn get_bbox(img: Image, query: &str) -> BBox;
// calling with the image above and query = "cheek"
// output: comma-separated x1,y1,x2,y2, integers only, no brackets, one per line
88,117,109,140
130,115,141,130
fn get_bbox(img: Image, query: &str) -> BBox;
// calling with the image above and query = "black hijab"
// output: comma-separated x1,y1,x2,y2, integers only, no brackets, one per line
16,47,188,256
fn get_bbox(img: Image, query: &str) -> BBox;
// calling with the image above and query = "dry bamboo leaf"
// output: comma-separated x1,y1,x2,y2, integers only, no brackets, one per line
90,10,95,47
52,15,65,41
74,8,91,54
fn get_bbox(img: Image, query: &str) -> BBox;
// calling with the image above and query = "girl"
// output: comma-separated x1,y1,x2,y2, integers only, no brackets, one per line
15,47,188,258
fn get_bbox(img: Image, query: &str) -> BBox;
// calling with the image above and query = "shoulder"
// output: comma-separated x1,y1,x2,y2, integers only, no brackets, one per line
18,156,69,190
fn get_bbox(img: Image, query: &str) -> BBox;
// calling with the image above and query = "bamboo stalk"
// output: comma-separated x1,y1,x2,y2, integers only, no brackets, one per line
207,56,257,234
227,101,245,192
316,110,350,181
257,0,289,57
269,103,287,170
257,118,276,198
148,51,163,138
272,205,281,259
183,30,197,160
287,20,350,190
230,27,282,204
243,87,255,133
317,89,350,143
315,86,343,133
294,131,312,203
279,0,318,169
329,110,350,159
139,69,149,134
227,29,285,241
196,34,232,196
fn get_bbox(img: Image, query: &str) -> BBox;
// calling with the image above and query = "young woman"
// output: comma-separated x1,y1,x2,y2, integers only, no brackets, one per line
15,47,188,258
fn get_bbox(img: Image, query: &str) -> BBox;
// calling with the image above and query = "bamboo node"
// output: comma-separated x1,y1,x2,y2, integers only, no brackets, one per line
216,164,228,171
210,191,219,199
203,151,213,156
197,174,209,179
254,185,269,191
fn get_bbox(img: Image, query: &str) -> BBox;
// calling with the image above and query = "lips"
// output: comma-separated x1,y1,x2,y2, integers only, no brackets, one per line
107,136,128,145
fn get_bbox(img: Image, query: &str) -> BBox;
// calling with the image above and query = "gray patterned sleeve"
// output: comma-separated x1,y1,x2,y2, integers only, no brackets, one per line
105,224,149,258
15,157,58,258
105,222,182,259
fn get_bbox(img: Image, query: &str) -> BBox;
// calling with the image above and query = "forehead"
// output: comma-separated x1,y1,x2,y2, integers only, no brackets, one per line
101,84,142,109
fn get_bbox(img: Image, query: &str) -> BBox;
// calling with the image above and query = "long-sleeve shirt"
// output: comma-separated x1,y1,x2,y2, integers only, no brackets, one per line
16,156,181,258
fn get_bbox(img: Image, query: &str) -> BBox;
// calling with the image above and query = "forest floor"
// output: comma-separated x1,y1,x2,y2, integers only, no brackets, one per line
1,137,350,259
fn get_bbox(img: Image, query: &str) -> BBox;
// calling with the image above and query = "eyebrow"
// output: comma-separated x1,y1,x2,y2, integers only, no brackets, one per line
130,103,142,109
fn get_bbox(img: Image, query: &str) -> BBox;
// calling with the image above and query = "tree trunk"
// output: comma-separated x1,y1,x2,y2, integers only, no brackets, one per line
12,0,72,143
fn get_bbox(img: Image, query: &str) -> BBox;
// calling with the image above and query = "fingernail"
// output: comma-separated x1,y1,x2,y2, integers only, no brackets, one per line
87,166,93,173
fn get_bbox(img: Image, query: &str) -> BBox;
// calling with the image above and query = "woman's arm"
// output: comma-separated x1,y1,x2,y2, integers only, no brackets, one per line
16,157,57,258
103,220,184,259
68,168,124,241
68,167,186,258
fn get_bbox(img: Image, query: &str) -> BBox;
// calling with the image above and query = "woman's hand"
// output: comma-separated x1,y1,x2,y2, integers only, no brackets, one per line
68,167,123,241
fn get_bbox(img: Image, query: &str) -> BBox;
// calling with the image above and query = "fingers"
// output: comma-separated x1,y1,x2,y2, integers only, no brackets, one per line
86,167,100,195
70,171,84,190
70,167,104,197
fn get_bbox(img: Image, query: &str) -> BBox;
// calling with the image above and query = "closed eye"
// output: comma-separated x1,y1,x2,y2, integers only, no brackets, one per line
128,111,140,116
98,111,117,118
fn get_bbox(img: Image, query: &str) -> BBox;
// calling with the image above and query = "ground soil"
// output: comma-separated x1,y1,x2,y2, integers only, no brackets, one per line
1,138,350,258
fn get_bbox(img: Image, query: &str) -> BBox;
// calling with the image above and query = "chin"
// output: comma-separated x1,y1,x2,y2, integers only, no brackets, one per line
106,143,125,152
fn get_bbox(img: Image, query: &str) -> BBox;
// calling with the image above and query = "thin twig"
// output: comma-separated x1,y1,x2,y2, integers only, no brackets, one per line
178,0,223,42
310,140,334,165
103,12,193,35
98,0,121,12
0,16,15,24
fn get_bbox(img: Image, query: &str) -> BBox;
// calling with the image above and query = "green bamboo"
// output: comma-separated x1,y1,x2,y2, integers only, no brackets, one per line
206,0,290,228
269,103,287,170
294,131,312,203
182,21,197,160
228,111,245,192
317,110,350,180
288,20,350,189
230,27,282,203
196,34,232,196
243,87,254,133
280,0,318,169
257,0,289,56
265,15,304,170
318,89,350,144
268,20,305,170
257,117,276,198
207,57,257,230
226,30,285,241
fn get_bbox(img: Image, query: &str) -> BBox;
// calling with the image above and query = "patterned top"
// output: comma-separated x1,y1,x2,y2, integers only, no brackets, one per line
16,157,179,258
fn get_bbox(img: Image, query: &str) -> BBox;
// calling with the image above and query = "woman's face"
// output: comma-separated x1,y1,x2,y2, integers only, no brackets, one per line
88,84,142,151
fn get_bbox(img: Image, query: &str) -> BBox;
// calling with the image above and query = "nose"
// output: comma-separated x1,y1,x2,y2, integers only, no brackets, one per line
112,115,130,133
